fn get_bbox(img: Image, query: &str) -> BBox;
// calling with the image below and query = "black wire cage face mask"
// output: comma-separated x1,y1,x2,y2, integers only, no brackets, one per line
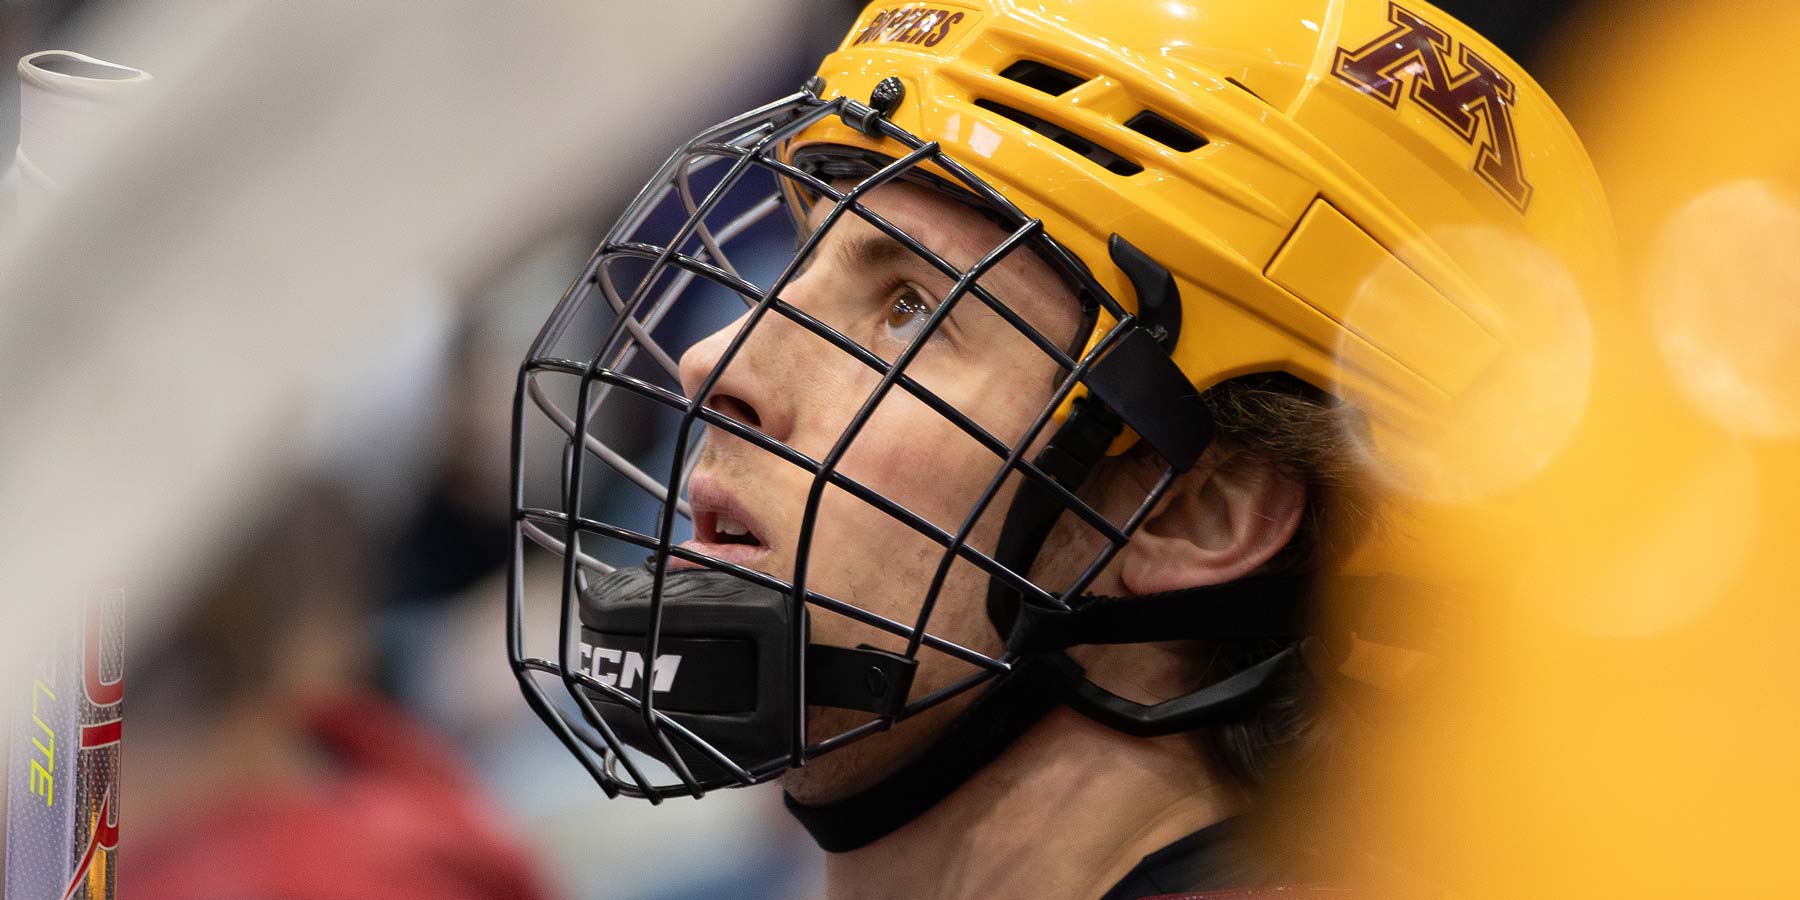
506,85,1212,803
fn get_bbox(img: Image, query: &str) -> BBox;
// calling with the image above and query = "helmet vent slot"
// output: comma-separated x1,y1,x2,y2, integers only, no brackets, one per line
974,99,1143,176
1123,110,1206,153
997,60,1086,96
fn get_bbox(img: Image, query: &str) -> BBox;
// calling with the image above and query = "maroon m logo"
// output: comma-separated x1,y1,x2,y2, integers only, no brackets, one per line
1332,3,1534,213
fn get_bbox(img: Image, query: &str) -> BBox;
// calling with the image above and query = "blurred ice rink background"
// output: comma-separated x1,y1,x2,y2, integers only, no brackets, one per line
1,1,1796,899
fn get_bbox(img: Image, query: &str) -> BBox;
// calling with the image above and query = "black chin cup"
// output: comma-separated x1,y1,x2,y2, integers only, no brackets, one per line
578,566,917,786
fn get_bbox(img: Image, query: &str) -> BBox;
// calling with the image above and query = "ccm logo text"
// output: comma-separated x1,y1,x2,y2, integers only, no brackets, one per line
578,643,683,693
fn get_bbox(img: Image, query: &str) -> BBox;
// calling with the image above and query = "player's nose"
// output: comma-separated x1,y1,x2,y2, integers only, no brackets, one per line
676,308,800,447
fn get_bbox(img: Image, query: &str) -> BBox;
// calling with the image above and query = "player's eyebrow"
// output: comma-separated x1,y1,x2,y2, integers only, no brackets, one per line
795,220,936,281
846,230,921,268
838,230,944,275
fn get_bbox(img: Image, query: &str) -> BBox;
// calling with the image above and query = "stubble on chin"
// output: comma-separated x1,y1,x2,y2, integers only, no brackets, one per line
779,694,977,804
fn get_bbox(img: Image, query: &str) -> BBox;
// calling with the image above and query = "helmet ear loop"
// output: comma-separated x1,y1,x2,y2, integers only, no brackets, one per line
980,260,1112,641
984,231,1189,642
982,396,1124,643
982,236,1315,736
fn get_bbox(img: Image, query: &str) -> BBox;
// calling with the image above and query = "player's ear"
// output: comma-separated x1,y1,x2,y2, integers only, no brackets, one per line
1116,448,1305,595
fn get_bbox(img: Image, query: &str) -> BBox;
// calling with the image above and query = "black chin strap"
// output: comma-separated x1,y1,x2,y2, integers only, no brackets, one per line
781,575,1317,852
782,654,1067,853
1020,577,1314,737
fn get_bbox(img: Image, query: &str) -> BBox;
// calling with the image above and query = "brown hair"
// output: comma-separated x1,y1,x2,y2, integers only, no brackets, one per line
1193,373,1377,788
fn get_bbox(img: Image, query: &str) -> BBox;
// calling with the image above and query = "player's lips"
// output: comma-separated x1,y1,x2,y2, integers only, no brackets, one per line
671,475,774,571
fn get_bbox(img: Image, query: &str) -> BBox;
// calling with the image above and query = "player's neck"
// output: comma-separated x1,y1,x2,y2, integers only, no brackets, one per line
821,706,1246,900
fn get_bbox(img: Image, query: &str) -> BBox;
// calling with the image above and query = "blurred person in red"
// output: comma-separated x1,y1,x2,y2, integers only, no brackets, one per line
127,487,553,900
131,694,549,900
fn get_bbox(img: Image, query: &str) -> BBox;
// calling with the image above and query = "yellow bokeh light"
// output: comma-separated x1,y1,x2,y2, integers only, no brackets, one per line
1650,180,1800,439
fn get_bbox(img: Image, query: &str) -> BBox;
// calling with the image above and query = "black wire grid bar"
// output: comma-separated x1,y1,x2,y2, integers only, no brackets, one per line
506,88,1183,801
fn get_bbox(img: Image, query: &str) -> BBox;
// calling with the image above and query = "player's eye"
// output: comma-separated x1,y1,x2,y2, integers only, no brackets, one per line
883,281,936,345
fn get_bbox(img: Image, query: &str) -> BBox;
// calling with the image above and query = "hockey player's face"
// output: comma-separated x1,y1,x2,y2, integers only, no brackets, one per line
674,181,1084,799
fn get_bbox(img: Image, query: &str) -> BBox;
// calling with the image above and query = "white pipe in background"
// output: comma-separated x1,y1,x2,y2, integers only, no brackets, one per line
6,50,154,221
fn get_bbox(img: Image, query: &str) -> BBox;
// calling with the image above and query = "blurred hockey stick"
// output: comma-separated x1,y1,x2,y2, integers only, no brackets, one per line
3,48,144,900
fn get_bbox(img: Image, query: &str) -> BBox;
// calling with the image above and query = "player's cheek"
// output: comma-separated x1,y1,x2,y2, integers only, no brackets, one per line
833,401,938,490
